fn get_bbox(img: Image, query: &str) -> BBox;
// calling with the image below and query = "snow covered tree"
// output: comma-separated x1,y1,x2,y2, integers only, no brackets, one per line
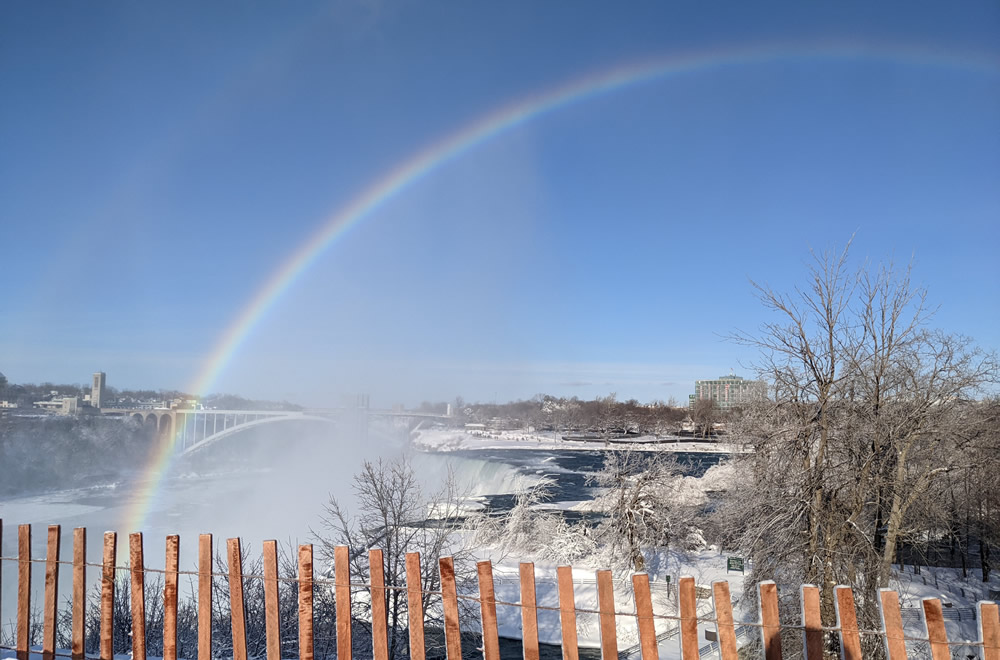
591,451,700,573
473,486,597,565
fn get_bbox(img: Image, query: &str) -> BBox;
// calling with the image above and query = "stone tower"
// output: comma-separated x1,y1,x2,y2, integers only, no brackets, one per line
91,372,106,409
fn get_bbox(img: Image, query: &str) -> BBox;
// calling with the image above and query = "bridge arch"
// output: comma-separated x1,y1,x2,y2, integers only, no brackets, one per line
179,414,340,456
158,414,172,437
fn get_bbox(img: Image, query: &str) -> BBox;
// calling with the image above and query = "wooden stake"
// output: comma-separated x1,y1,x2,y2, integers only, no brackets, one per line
17,524,31,660
922,598,950,660
800,585,822,660
439,556,463,660
300,544,315,660
405,553,425,660
712,581,738,660
100,531,117,660
262,540,281,660
596,570,618,660
227,538,248,660
369,549,388,660
477,561,501,660
557,566,579,660
679,576,699,660
632,574,659,660
72,527,86,660
878,588,907,660
198,534,212,660
130,533,147,660
164,535,179,660
834,586,862,660
42,525,61,660
335,545,352,660
759,580,782,660
980,601,999,660
520,563,540,660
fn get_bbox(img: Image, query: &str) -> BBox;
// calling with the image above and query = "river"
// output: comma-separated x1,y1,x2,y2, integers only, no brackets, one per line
0,422,725,640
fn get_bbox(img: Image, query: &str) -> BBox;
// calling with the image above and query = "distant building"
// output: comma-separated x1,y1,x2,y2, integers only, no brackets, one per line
689,374,766,410
92,372,106,409
34,397,79,415
0,400,18,409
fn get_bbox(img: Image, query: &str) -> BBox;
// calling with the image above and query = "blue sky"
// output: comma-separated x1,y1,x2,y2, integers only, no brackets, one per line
2,1,998,406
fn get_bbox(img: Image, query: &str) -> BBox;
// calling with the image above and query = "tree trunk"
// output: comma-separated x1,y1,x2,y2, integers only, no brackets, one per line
879,487,906,587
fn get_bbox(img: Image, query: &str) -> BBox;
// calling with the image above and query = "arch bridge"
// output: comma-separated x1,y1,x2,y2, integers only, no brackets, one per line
100,406,450,455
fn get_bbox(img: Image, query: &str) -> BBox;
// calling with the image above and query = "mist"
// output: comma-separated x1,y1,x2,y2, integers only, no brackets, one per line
0,416,419,628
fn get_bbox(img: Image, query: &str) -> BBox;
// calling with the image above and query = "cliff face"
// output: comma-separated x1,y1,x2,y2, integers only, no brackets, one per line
0,416,155,496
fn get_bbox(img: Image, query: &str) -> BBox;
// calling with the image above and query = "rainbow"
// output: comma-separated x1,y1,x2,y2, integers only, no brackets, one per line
122,40,999,533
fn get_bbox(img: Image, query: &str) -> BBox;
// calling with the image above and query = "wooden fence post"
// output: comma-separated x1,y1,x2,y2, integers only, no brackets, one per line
72,527,86,660
370,549,388,660
405,552,425,660
130,532,147,660
477,561,501,660
556,566,579,660
980,601,999,660
632,574,659,660
300,544,315,660
262,540,282,660
520,563,540,660
227,537,248,660
800,585,822,660
164,535,179,660
878,588,908,660
758,580,782,660
439,556,463,660
679,576,699,660
43,525,61,660
335,546,352,660
712,580,738,660
198,534,212,660
834,586,862,660
922,598,951,660
17,524,30,660
100,531,117,660
596,570,618,660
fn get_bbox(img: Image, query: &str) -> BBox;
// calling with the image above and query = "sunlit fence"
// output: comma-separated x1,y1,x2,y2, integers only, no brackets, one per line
1,523,999,660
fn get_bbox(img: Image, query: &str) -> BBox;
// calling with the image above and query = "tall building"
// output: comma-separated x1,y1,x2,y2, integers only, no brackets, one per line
91,372,106,409
689,374,765,410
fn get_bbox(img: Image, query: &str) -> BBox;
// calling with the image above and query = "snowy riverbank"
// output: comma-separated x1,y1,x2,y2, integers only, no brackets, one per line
412,427,736,454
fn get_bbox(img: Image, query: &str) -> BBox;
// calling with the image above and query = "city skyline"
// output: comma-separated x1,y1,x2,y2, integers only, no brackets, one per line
2,2,998,407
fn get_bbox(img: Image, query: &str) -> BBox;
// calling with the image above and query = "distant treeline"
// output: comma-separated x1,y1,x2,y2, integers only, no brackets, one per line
442,394,700,434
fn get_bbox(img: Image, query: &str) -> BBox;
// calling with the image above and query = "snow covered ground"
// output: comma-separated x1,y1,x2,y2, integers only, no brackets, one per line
413,427,735,454
469,549,1000,659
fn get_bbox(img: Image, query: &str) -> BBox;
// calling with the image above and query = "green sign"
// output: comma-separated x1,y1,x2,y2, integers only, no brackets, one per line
664,575,671,583
727,557,745,574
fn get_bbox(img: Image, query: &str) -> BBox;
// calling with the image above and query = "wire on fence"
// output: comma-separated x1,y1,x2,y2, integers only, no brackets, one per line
2,526,999,660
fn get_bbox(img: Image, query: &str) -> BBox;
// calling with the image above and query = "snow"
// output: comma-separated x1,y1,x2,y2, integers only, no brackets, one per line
468,550,1000,659
412,427,736,454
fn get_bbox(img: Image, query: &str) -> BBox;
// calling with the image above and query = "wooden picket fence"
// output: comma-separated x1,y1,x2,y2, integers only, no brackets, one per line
1,523,999,660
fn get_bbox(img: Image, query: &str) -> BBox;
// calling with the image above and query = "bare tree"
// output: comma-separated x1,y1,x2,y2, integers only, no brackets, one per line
691,398,719,438
725,242,998,643
316,456,473,660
